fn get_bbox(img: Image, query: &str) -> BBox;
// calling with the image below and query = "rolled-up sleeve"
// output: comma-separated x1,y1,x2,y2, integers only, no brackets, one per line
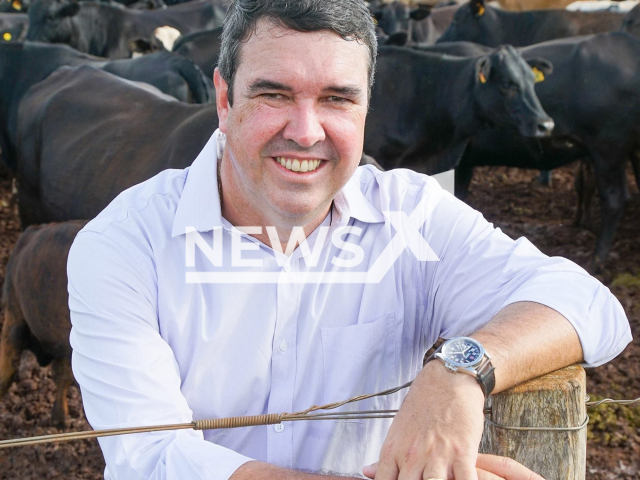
421,187,632,367
68,230,252,480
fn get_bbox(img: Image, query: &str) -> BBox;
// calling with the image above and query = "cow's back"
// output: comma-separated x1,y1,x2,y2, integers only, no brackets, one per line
17,65,217,225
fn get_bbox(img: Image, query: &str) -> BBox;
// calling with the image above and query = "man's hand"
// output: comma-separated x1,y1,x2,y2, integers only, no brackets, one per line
361,361,488,480
363,454,545,480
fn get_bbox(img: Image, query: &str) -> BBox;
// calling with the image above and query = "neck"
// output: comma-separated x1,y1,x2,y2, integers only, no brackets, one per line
218,152,332,254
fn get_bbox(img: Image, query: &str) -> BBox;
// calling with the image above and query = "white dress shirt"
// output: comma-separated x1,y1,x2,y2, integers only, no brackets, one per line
68,130,631,480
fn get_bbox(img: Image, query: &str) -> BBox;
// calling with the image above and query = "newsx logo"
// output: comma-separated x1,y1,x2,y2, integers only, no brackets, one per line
184,188,445,284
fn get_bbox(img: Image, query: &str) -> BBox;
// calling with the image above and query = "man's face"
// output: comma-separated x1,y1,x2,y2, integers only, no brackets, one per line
214,20,370,225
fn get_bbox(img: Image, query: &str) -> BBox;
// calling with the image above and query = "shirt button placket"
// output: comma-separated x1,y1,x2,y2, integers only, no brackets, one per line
267,262,299,468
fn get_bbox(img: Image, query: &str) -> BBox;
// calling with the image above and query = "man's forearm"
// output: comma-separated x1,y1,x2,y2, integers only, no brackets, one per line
230,460,361,480
472,300,584,393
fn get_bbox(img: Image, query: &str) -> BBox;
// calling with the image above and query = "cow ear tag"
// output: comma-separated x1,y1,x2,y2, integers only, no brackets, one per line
476,4,485,16
478,72,487,84
3,33,11,41
532,67,545,83
11,0,21,9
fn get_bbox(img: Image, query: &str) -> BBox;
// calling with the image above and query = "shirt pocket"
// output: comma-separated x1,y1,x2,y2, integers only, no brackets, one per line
320,312,396,409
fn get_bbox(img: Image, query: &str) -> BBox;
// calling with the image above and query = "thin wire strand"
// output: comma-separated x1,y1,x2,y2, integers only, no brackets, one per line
1,381,639,449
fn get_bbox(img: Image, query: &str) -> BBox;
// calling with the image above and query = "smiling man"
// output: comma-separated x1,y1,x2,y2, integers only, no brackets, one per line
67,1,631,480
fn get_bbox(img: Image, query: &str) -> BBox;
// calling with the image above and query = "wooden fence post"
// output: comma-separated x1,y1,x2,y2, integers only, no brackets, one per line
480,365,587,480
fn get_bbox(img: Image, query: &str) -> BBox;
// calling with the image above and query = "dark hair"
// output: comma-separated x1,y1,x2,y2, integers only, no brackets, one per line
218,0,377,105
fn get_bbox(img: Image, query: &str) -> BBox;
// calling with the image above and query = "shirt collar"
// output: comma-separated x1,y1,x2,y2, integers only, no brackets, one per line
171,129,384,237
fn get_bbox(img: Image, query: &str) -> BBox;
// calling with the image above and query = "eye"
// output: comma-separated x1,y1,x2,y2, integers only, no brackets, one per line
261,93,285,100
501,81,519,92
323,96,353,107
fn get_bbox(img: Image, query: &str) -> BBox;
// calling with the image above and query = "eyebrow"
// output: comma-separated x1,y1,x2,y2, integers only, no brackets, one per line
247,79,293,94
246,79,364,99
323,85,364,99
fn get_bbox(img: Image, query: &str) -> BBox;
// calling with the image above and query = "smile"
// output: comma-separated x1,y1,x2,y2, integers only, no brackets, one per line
275,157,322,173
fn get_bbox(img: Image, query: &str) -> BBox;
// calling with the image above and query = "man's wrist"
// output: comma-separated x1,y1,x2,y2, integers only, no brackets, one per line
417,359,486,405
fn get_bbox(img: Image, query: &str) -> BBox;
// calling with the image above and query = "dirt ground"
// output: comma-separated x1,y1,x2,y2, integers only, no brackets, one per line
0,164,639,479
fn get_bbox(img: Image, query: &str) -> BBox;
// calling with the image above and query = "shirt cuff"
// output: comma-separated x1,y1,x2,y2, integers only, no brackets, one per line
498,271,632,368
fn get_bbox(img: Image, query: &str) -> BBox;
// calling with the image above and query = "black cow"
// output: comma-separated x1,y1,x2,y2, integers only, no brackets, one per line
99,51,213,103
0,41,212,172
365,45,553,174
0,220,87,428
621,3,640,36
370,1,432,41
0,13,27,41
421,33,640,268
438,0,624,46
171,26,222,78
16,65,218,225
371,1,459,44
26,0,220,58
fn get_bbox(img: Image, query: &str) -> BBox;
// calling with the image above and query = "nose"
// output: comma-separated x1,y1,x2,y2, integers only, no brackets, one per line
535,119,555,138
282,101,326,148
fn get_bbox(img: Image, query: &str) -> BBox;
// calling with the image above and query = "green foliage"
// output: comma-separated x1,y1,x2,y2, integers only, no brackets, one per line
588,395,640,447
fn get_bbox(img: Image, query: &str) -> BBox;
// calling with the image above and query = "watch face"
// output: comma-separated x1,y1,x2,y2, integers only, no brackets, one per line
442,337,484,367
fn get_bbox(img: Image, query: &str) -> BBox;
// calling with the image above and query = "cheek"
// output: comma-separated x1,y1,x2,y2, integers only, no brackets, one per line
326,110,367,152
229,103,288,147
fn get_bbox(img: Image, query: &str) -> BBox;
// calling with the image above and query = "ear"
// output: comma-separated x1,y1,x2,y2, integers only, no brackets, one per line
410,5,432,20
127,38,151,54
470,0,485,17
214,68,230,134
475,56,491,84
373,11,383,21
526,57,553,82
384,31,408,46
58,2,80,18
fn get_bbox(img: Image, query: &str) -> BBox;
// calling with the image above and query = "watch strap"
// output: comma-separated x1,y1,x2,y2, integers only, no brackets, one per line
475,355,495,397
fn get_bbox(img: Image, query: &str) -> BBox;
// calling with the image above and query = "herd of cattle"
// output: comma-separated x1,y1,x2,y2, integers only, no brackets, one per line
0,0,638,429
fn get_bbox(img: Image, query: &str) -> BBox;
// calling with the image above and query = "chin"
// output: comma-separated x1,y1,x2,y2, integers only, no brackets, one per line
273,198,328,222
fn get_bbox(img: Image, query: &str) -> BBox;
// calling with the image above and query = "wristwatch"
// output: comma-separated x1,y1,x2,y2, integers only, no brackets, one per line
425,337,495,397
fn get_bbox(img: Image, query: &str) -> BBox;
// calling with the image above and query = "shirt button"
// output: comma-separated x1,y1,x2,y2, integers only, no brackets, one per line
274,423,284,433
283,263,291,272
279,340,288,353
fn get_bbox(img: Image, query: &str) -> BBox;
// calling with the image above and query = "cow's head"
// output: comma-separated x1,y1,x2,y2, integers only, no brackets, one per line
370,1,432,39
437,0,502,46
473,45,554,138
621,4,640,37
26,0,80,44
128,26,181,57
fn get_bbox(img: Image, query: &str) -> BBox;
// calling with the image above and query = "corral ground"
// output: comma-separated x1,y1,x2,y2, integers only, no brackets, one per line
0,164,639,479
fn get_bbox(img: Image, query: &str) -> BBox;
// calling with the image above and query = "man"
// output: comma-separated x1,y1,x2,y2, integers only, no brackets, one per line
67,0,631,479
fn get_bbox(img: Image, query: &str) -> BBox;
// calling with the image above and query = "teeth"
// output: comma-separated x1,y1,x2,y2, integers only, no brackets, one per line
276,157,321,173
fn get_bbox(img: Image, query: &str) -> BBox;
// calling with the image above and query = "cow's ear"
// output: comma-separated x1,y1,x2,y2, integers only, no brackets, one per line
475,56,491,84
384,31,408,46
58,2,80,18
470,0,485,17
127,37,152,54
373,11,383,21
410,5,432,20
526,57,553,79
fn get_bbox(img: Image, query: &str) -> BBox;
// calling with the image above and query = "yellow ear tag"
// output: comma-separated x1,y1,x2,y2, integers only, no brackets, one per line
532,67,545,83
3,32,11,41
372,16,378,25
476,4,485,16
11,0,21,10
479,72,487,84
